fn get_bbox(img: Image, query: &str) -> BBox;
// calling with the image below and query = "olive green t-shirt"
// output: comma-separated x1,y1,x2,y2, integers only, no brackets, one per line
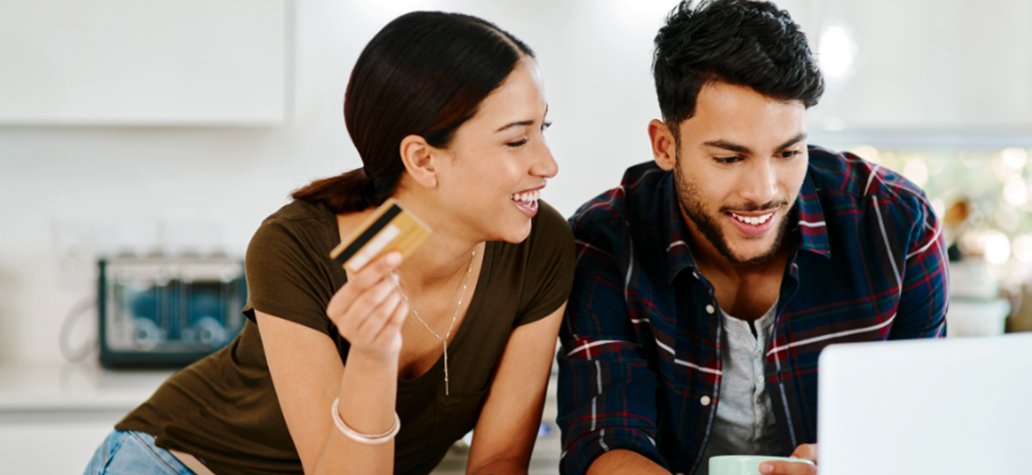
116,199,575,475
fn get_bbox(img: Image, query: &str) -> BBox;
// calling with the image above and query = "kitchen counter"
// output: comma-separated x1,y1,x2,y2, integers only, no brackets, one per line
0,362,174,413
0,362,562,474
0,362,174,472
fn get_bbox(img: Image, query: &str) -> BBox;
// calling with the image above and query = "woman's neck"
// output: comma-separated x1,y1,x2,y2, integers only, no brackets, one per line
392,190,483,291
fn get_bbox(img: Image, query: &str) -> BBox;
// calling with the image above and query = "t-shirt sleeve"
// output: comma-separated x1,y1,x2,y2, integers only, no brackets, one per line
514,201,576,327
241,217,334,336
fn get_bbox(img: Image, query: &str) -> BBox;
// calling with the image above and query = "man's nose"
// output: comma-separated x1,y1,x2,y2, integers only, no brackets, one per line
738,159,778,207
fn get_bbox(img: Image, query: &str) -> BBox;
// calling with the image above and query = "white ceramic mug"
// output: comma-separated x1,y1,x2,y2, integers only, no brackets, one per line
709,455,815,475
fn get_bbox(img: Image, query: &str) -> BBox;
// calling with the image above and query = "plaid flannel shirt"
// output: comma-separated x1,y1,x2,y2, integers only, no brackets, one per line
557,146,948,475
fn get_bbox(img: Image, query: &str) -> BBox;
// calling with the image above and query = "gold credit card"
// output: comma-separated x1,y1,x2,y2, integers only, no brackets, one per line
329,198,432,272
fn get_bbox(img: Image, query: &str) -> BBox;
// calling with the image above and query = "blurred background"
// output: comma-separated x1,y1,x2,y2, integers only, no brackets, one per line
1,0,1030,472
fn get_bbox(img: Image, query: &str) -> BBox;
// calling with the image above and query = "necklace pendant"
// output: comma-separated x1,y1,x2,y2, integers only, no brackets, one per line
396,249,474,399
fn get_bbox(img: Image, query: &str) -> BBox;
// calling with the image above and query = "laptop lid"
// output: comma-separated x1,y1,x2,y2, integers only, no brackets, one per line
818,333,1032,475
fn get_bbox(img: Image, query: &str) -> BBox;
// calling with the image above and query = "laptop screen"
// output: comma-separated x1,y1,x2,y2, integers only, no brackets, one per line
817,333,1032,475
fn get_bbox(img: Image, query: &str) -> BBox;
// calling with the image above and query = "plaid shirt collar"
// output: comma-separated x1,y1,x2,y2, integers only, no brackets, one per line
661,170,831,284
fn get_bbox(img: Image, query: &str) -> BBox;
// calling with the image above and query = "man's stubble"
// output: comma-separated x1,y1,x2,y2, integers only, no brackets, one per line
673,153,794,266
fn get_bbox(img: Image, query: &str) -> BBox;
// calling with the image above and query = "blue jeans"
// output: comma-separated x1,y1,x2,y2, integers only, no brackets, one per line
84,430,197,475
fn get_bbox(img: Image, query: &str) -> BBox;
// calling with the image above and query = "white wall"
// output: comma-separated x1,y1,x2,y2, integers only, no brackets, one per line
1,0,1026,365
0,0,286,125
0,0,700,365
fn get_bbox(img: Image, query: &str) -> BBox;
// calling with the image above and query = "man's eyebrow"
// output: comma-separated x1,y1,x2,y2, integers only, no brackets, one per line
777,132,808,150
494,105,549,133
702,132,808,154
702,140,752,154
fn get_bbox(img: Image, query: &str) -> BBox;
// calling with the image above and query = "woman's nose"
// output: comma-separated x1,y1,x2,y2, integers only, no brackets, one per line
531,139,558,179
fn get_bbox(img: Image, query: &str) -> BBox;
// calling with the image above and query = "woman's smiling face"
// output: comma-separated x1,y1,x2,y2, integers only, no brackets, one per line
431,56,557,244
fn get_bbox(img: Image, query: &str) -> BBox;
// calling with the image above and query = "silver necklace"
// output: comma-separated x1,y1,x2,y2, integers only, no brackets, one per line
395,249,475,396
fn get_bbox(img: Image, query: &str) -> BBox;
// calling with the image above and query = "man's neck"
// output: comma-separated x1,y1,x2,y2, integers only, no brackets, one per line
681,210,787,281
681,209,789,322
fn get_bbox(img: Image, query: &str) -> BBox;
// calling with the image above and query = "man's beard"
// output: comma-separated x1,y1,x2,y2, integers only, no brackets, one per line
673,157,793,265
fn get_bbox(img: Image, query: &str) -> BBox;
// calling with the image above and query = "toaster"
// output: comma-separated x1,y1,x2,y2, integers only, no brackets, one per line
98,256,247,369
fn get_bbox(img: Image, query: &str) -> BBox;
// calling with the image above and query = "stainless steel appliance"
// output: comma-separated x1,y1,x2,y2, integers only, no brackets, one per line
98,256,247,369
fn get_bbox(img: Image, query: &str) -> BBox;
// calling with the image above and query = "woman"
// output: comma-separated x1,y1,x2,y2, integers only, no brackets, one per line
85,11,574,475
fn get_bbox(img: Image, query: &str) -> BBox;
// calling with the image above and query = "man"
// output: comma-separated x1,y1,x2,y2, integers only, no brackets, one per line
556,1,948,475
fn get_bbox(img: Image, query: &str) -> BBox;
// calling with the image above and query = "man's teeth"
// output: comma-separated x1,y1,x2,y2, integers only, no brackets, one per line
730,212,774,225
509,190,541,202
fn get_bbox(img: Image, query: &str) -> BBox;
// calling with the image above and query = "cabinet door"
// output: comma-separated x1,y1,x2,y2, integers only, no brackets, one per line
0,0,285,125
808,0,1032,130
0,410,125,472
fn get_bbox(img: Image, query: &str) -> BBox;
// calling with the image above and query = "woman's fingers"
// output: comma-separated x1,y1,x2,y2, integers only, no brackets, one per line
353,288,403,340
373,298,409,345
322,251,412,360
331,273,397,334
326,252,402,317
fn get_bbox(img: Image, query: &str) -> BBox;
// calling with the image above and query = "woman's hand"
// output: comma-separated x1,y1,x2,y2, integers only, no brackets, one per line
326,251,409,361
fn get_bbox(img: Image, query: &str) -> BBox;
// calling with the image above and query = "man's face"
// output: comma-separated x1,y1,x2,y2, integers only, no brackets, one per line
665,81,809,265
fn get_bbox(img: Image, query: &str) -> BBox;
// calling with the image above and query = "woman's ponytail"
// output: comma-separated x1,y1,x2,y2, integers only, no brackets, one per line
291,168,397,214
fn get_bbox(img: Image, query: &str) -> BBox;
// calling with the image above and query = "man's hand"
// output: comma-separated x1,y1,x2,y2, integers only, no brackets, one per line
759,444,817,475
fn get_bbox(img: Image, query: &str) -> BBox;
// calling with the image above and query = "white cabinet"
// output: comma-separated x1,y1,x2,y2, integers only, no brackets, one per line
803,0,1032,131
0,411,126,473
0,0,286,125
0,364,173,472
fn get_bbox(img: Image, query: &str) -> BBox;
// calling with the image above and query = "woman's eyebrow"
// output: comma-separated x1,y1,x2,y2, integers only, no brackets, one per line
495,120,535,133
494,105,549,133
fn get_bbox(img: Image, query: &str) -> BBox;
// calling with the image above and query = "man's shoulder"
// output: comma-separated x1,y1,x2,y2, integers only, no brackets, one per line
568,161,671,234
807,145,929,208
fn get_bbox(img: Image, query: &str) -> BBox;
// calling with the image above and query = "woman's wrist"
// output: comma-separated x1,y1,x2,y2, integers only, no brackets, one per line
346,346,400,370
340,348,399,402
337,349,399,435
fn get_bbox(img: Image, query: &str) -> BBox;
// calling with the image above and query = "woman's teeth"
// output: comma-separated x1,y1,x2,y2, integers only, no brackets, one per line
510,189,541,203
730,211,774,226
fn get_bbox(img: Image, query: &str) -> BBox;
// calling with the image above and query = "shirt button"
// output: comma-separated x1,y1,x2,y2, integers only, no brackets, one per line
705,305,715,314
700,396,711,406
758,375,765,384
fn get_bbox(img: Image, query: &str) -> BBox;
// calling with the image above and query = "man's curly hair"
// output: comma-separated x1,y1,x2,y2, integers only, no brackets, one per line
653,0,824,132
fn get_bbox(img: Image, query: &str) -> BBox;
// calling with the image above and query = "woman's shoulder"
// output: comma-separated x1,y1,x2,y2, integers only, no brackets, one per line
526,200,574,252
490,200,575,327
487,199,573,269
244,200,344,335
250,200,336,251
261,199,335,229
245,199,342,293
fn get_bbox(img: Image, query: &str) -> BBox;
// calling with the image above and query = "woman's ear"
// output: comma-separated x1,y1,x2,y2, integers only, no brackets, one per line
649,119,677,171
399,135,438,188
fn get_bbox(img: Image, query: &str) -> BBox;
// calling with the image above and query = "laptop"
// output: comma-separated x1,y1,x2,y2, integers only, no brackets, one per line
818,332,1032,475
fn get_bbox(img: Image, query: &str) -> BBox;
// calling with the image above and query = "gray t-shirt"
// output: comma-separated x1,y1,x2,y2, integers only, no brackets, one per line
696,301,782,475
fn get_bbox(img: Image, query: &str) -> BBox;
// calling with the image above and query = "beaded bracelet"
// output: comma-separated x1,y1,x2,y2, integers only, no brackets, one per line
330,398,401,445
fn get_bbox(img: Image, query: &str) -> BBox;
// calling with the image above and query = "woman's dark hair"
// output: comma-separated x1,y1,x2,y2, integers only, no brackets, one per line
293,11,534,213
653,0,824,136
